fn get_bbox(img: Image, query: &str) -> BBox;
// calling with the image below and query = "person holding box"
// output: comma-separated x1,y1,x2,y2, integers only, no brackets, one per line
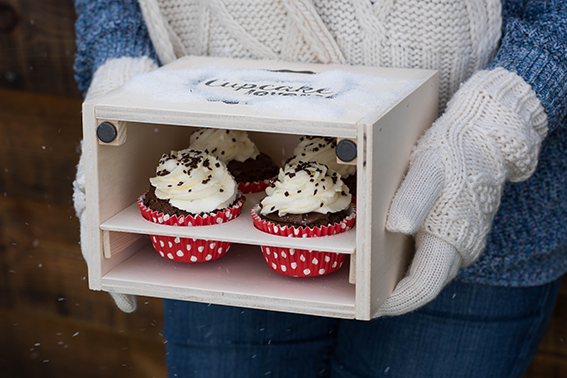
73,1,567,377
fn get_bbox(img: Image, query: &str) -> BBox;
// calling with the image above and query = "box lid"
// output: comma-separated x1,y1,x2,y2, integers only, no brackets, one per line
91,56,437,138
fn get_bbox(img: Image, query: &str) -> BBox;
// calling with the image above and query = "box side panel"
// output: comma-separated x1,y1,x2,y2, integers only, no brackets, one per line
355,74,439,319
83,102,102,290
354,123,371,317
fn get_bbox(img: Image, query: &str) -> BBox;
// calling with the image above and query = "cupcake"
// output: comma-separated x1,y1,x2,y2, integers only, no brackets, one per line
190,128,279,193
251,161,356,277
138,148,245,263
287,136,357,197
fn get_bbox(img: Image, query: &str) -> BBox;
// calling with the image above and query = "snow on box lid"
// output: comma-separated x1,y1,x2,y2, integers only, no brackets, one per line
93,56,436,133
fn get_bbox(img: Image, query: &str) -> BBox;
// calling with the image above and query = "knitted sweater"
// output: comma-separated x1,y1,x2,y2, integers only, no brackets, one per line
138,0,502,110
73,0,567,287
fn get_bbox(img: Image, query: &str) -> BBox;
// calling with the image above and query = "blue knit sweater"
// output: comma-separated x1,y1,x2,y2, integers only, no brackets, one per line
73,0,567,287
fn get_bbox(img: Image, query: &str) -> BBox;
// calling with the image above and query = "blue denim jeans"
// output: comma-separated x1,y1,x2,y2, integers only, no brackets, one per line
163,277,562,378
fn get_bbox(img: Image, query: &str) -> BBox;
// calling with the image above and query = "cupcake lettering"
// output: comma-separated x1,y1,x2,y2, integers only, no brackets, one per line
204,79,336,98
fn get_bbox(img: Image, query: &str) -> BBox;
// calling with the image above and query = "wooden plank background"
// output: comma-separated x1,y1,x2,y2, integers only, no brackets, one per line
0,0,565,377
0,1,166,377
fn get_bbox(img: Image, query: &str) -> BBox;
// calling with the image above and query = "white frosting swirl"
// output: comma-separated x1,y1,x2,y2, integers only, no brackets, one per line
287,136,356,178
260,161,351,216
190,128,259,163
149,148,237,214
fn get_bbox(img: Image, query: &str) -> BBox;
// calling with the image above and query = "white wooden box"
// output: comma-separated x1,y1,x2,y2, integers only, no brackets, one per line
83,56,438,320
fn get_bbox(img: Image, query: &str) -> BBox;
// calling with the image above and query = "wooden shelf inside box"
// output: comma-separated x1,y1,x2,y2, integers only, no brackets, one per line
101,243,356,318
100,192,356,254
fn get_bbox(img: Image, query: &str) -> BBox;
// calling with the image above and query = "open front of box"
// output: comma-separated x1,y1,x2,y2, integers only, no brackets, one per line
83,56,438,320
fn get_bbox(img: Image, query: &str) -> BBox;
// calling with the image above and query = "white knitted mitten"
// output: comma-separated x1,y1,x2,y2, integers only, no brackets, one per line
379,68,548,317
74,56,158,313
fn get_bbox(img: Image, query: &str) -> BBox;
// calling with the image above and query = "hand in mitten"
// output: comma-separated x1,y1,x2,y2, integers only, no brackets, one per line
377,68,548,317
74,56,158,313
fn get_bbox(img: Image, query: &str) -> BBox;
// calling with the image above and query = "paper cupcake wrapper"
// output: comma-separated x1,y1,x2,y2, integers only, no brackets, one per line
147,235,232,263
250,204,355,277
138,193,245,226
138,193,245,263
250,204,356,237
237,177,274,194
261,246,346,277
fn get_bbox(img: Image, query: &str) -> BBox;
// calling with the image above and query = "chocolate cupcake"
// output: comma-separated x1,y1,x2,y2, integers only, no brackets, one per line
138,148,245,263
251,161,356,277
287,136,357,197
190,128,279,193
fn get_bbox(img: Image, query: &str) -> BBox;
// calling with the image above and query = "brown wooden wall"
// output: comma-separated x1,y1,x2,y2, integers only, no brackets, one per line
0,1,166,377
0,1,565,377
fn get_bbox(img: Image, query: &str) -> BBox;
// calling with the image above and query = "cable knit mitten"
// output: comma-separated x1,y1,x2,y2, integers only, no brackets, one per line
74,56,158,313
378,68,548,317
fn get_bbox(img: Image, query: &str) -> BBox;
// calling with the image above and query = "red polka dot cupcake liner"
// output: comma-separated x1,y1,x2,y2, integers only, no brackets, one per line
138,192,245,263
250,204,356,277
250,204,356,237
237,177,274,194
147,235,232,263
261,246,346,277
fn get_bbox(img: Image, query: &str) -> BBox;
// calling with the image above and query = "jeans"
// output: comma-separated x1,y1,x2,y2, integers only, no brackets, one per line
163,277,562,378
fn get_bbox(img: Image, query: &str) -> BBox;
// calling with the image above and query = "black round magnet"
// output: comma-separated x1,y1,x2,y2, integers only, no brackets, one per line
97,122,118,143
336,139,357,162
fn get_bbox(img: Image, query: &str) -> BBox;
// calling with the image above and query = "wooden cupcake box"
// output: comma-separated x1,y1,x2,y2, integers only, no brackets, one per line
83,56,438,320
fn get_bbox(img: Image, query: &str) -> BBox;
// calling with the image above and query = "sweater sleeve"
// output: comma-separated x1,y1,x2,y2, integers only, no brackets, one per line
73,0,159,95
489,0,567,132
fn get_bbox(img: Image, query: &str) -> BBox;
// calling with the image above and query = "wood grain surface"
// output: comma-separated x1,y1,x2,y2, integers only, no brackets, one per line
0,88,167,378
0,0,81,98
0,0,565,376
